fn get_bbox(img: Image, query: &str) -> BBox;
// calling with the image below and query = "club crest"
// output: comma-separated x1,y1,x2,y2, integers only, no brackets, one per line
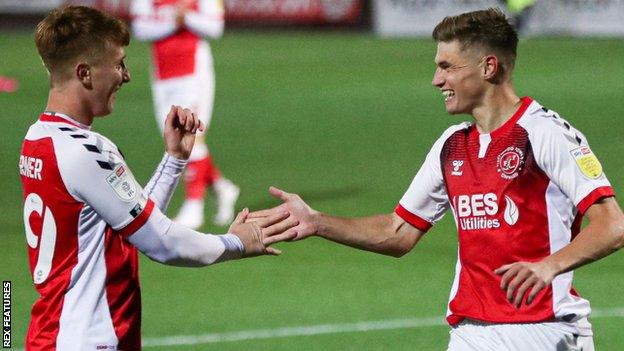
497,146,524,179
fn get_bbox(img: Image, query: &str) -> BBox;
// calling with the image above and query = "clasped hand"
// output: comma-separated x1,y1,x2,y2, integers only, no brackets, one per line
228,208,299,257
163,105,204,160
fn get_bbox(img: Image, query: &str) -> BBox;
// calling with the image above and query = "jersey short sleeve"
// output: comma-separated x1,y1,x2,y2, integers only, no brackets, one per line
396,124,469,232
56,131,153,236
519,108,614,214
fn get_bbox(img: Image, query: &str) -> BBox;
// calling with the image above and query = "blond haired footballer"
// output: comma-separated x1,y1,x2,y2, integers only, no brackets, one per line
20,6,297,349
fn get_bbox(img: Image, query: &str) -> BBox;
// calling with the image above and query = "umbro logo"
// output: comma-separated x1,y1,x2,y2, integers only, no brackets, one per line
451,160,464,176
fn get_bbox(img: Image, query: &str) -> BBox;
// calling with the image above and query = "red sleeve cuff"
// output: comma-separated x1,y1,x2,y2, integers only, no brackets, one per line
395,204,433,232
576,186,615,215
115,199,155,238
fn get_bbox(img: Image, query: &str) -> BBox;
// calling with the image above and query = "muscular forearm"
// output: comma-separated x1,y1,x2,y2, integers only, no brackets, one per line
314,213,421,257
545,215,624,276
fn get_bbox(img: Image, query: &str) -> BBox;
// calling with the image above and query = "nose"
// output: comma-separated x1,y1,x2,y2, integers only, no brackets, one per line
122,67,131,83
432,67,444,88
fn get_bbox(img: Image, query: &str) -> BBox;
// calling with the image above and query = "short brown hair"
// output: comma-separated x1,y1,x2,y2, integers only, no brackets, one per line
432,8,518,76
35,6,129,78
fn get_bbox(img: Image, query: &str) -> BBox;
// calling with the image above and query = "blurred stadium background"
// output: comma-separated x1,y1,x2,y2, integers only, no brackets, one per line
1,0,623,349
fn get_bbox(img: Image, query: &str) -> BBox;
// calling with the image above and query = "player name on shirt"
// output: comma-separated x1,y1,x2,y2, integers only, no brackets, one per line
19,155,43,180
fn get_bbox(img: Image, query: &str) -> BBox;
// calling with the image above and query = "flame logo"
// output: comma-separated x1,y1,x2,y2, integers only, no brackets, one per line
504,195,519,225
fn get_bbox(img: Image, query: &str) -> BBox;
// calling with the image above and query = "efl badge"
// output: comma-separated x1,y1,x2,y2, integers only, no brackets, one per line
106,164,138,201
570,146,603,179
497,146,524,179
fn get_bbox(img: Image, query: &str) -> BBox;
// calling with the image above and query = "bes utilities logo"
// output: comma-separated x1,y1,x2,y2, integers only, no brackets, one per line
453,193,519,230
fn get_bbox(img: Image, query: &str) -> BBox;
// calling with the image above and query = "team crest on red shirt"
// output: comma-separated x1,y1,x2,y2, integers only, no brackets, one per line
497,146,524,179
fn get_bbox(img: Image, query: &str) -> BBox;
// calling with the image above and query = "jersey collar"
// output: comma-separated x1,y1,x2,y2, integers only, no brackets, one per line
470,96,533,139
40,111,92,130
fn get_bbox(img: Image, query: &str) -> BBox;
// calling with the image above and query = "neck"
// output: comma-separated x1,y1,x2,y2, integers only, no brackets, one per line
472,84,520,134
45,84,94,126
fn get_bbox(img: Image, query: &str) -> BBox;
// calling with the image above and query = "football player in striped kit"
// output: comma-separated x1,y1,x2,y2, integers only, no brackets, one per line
21,6,297,349
249,8,624,350
131,0,239,229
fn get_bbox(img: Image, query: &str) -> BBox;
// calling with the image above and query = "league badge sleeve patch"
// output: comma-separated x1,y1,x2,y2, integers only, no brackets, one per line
570,146,603,179
106,164,138,201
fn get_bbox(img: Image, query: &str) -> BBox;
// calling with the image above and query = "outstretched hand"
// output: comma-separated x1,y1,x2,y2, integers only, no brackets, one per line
228,208,298,257
163,105,205,160
494,260,557,308
247,186,319,241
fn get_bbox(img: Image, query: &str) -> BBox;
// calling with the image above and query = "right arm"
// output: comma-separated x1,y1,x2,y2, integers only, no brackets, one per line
127,206,297,266
249,187,426,258
62,135,296,267
247,126,459,256
314,212,425,258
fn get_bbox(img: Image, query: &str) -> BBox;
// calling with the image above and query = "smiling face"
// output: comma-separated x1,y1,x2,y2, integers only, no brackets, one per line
87,43,130,117
431,40,487,116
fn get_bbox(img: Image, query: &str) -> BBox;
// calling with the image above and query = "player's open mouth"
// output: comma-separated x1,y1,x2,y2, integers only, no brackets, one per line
442,90,454,102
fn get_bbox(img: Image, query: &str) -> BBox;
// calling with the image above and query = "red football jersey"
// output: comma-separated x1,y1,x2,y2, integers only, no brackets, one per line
396,97,613,333
132,0,224,79
20,113,154,350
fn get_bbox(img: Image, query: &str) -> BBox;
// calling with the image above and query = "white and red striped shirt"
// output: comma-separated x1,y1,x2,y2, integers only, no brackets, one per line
395,97,614,333
21,112,157,350
131,0,224,80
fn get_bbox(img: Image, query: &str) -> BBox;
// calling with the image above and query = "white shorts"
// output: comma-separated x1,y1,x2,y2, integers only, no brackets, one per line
151,40,215,134
448,319,595,351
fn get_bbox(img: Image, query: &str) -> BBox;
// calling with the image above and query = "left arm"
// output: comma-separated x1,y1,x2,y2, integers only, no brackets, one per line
143,105,203,211
142,153,186,211
496,197,624,307
183,0,224,38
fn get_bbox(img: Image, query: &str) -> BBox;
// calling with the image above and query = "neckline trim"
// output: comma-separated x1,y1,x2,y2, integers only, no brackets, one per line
40,111,91,130
470,96,533,139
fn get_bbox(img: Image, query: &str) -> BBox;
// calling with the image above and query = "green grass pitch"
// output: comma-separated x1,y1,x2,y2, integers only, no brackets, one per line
1,31,623,349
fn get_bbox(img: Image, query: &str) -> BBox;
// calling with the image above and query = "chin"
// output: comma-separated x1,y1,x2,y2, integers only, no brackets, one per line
444,104,459,115
445,102,468,116
94,106,113,117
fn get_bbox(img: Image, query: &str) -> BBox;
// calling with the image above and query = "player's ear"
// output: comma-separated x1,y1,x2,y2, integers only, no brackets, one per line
76,63,92,88
482,55,499,81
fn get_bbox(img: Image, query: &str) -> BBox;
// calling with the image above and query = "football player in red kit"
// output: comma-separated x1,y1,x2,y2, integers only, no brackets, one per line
131,0,239,229
248,8,624,350
20,6,296,350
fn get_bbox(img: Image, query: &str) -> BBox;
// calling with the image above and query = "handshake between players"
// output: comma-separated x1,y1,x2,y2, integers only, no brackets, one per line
163,104,299,257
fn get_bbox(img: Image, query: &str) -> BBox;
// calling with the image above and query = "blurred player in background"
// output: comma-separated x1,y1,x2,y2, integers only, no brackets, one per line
0,74,19,93
20,6,296,349
250,8,624,350
498,0,535,33
131,0,239,229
